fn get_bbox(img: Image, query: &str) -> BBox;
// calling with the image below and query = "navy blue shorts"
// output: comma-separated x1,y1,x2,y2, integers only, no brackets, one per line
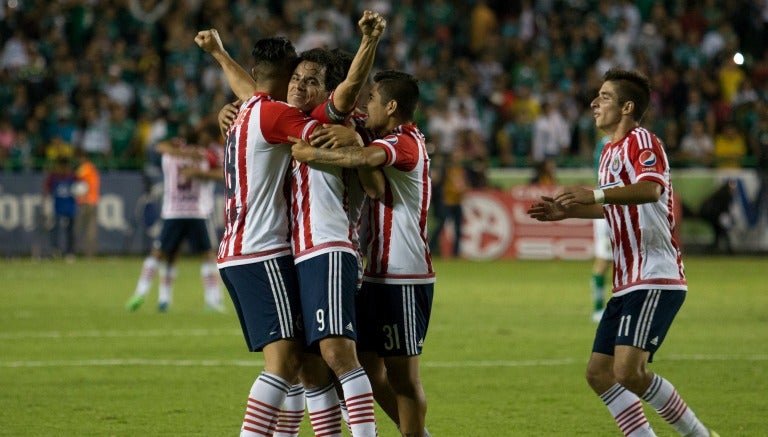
593,289,685,362
155,218,215,254
296,251,359,346
356,282,434,357
219,256,303,352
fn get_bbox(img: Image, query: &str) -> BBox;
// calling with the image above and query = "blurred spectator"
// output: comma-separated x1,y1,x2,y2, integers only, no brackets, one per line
531,95,570,164
43,157,78,260
714,122,748,168
74,148,100,258
678,120,715,167
429,147,469,258
529,157,558,187
699,180,736,253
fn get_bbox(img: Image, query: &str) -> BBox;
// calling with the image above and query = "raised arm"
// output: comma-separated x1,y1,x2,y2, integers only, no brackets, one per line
331,11,387,114
195,29,257,101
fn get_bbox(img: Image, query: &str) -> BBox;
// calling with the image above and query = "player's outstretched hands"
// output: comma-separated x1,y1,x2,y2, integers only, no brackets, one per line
195,29,225,54
527,196,567,222
289,137,314,162
309,124,363,149
218,100,241,136
359,10,386,39
553,186,596,208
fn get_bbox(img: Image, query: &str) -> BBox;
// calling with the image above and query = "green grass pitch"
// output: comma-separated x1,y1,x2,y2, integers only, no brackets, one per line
1,256,765,436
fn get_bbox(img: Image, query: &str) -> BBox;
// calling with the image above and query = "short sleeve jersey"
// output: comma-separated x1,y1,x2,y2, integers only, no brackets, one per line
597,126,686,295
290,100,375,263
217,92,319,268
160,144,217,219
363,124,435,284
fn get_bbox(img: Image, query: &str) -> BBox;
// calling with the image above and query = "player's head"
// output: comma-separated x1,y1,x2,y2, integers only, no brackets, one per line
288,48,344,113
365,70,419,132
599,68,651,122
250,37,298,100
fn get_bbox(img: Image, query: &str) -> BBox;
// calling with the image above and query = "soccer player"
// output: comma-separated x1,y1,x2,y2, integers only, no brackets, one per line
590,134,611,323
194,34,330,436
527,68,718,437
125,122,224,313
291,70,434,437
197,15,384,436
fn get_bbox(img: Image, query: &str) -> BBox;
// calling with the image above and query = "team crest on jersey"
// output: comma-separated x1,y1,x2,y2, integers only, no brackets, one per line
639,150,657,166
610,151,622,174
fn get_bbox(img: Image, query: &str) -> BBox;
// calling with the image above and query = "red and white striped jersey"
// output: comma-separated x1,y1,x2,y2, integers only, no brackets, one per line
160,144,217,219
217,92,320,268
290,105,375,263
363,124,435,285
597,126,686,296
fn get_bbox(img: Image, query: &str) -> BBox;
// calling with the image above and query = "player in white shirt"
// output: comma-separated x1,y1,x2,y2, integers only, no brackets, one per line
195,33,330,437
126,122,224,313
292,70,434,437
528,68,717,437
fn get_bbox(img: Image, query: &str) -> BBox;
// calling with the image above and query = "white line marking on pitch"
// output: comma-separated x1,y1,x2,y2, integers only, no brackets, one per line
1,355,766,369
0,329,241,340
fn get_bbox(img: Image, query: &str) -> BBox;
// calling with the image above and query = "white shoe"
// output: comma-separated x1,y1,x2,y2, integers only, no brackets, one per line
591,310,604,323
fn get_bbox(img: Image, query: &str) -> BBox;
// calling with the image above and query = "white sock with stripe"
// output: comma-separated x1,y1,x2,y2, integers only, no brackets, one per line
200,261,222,307
306,383,343,437
274,384,305,437
642,374,709,436
158,264,176,305
338,368,377,437
601,383,656,436
241,371,290,437
339,399,351,432
134,256,158,296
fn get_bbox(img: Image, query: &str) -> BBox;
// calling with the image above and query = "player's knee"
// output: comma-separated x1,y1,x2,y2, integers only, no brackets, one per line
585,365,611,391
613,365,648,393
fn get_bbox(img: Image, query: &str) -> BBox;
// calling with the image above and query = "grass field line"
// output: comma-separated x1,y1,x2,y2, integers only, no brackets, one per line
2,355,767,369
0,328,242,340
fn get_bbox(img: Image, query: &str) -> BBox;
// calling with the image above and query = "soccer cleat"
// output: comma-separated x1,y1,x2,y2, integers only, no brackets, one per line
157,301,169,312
709,430,720,437
125,295,145,312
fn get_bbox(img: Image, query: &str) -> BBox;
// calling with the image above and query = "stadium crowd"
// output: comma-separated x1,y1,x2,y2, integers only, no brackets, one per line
1,0,767,174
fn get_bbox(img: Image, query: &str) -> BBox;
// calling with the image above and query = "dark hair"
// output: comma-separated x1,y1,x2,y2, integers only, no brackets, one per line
603,68,651,122
330,48,353,89
298,48,345,91
373,70,420,120
251,37,298,76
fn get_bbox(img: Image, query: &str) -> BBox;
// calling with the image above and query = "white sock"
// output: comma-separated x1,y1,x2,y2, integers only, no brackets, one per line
306,384,342,437
134,257,158,296
642,375,709,436
274,384,305,437
601,383,656,436
338,368,377,437
200,261,222,307
339,399,351,432
158,265,176,304
241,371,291,437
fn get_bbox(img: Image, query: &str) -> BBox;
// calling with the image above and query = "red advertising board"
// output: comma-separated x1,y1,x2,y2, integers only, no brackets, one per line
444,186,594,260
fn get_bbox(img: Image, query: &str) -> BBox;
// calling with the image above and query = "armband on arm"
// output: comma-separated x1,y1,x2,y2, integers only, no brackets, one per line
325,99,352,124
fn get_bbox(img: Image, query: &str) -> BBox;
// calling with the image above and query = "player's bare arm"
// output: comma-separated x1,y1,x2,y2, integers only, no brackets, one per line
195,29,258,101
332,11,387,114
556,181,662,207
290,136,386,168
309,124,364,149
218,100,241,136
357,167,385,199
